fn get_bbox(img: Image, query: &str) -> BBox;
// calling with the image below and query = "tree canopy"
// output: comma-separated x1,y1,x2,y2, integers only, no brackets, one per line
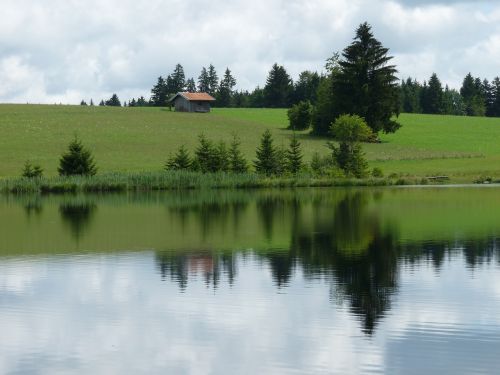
331,22,400,135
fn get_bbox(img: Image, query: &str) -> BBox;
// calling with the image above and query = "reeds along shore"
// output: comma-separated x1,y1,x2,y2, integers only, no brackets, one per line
0,171,409,194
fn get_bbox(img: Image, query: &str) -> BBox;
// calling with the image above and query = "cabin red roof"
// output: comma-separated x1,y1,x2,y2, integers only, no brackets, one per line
170,92,216,102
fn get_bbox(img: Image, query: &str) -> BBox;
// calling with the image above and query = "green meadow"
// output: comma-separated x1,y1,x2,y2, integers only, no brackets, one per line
0,104,499,181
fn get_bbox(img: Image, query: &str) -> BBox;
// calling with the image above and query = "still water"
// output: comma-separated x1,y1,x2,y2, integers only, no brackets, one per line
1,187,500,374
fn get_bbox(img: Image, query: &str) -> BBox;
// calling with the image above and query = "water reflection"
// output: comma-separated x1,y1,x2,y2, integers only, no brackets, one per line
156,251,238,290
2,188,500,373
59,200,97,242
2,188,500,337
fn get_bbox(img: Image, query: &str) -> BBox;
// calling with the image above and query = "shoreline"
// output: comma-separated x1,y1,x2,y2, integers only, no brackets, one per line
0,171,495,194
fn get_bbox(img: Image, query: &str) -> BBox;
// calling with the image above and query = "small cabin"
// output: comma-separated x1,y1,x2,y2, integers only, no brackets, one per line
168,92,216,113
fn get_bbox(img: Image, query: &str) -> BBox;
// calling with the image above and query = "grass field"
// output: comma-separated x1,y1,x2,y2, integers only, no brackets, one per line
0,104,499,181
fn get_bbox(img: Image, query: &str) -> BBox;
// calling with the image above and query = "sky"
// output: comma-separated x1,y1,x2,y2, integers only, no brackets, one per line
0,0,499,104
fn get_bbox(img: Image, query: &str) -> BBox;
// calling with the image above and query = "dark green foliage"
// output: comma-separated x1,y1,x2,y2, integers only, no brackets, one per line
80,100,87,106
151,76,168,106
193,135,230,173
198,67,210,93
137,96,148,106
287,101,313,130
421,73,444,114
249,87,265,107
372,167,383,178
99,100,105,106
460,73,486,116
310,152,341,177
105,94,121,107
328,115,371,178
170,64,186,93
275,146,288,176
399,78,421,113
329,23,400,135
217,68,237,107
490,77,500,117
254,130,279,176
22,161,43,178
286,135,303,174
213,141,230,172
165,145,192,171
264,63,293,108
193,134,215,173
90,99,94,106
443,86,465,116
207,64,219,95
229,135,248,173
312,75,336,135
291,71,321,104
186,78,196,92
58,137,97,176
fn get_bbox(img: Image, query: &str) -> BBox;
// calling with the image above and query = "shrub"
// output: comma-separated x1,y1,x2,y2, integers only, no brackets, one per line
287,101,313,130
22,161,43,178
165,145,192,171
310,152,343,177
58,137,97,176
328,114,372,178
371,167,384,178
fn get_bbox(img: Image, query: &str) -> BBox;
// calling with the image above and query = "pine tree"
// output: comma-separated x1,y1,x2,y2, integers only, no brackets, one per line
229,134,248,173
105,94,121,107
207,64,219,96
483,79,495,116
198,67,210,92
263,63,293,108
90,99,94,106
491,77,500,117
333,22,400,134
213,141,230,172
400,78,421,113
137,96,147,106
99,100,105,106
58,137,97,176
186,78,196,92
254,130,278,176
194,134,215,173
460,73,486,116
217,68,237,107
291,71,321,105
171,64,186,93
423,73,444,114
80,100,87,106
151,76,168,106
165,145,192,170
286,135,303,174
22,161,43,178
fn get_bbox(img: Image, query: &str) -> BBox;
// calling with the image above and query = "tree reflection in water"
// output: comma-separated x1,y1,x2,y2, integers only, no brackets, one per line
59,201,97,242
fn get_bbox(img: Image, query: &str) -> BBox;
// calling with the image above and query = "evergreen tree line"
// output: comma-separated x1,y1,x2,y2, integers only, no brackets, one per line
165,132,304,176
82,64,324,109
400,73,500,117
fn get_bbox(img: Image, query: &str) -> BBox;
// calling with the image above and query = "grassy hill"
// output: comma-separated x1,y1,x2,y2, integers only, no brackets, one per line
0,104,499,181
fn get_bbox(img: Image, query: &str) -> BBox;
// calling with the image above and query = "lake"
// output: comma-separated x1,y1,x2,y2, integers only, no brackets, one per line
1,187,500,374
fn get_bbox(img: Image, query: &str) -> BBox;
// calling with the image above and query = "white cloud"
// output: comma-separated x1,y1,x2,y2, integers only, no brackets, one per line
0,0,498,103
